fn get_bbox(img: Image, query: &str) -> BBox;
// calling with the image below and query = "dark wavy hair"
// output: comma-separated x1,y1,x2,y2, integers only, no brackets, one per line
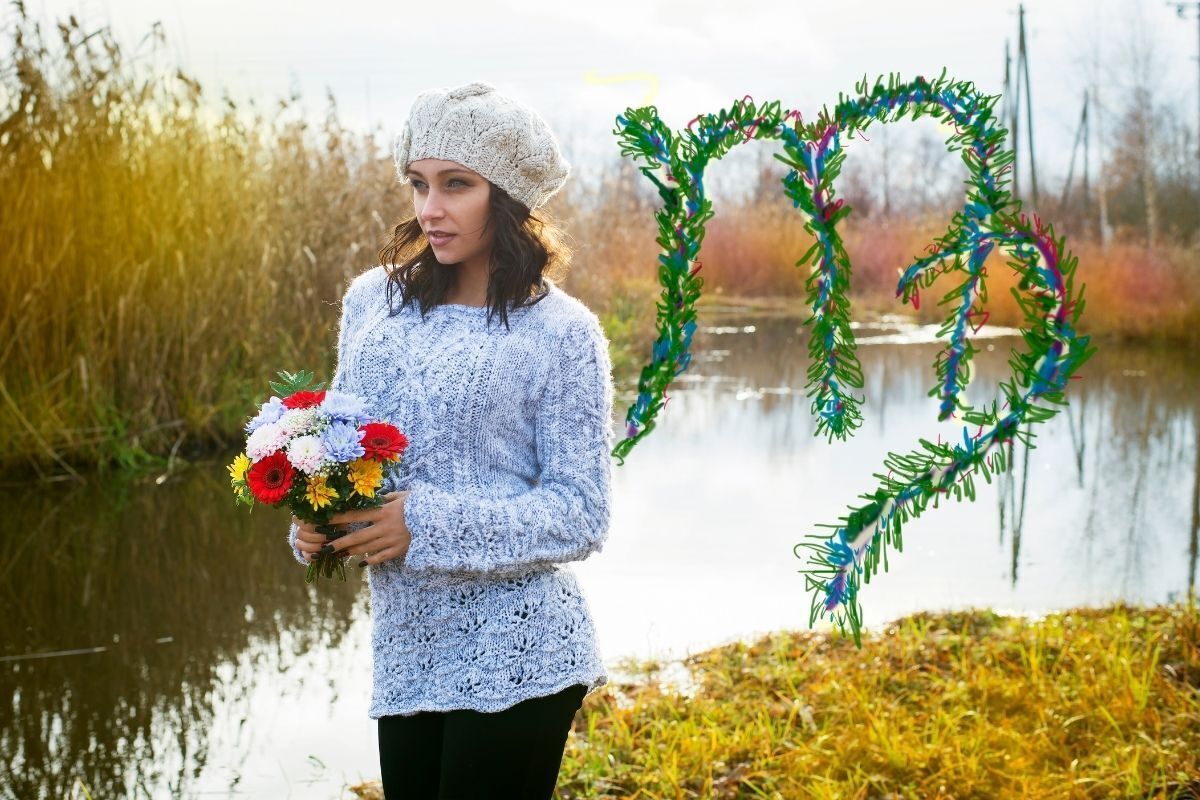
376,181,573,331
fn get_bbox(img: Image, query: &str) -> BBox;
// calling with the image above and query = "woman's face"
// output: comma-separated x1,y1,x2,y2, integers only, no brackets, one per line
405,158,494,269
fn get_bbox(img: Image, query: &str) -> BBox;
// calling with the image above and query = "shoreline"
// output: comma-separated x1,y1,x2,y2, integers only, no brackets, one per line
343,600,1200,799
0,297,1190,484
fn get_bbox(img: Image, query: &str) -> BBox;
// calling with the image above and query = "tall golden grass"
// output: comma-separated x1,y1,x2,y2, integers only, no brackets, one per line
0,9,408,480
2,7,1197,480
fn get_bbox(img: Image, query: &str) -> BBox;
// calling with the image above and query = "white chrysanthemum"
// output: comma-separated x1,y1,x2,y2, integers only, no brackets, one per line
286,434,328,475
245,421,289,461
278,407,319,437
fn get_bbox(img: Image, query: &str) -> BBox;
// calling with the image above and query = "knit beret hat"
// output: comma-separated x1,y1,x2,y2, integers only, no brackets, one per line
393,81,571,212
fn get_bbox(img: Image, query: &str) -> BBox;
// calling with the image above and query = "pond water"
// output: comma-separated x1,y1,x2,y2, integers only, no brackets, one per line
2,307,1197,799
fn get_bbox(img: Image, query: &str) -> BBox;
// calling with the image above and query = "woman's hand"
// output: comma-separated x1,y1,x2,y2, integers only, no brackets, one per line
324,490,413,566
292,515,338,562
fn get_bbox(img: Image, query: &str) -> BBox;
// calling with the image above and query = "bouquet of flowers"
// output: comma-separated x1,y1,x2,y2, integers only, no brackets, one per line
227,370,409,583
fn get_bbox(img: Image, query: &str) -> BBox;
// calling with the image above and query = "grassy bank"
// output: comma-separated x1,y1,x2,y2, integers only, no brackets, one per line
345,602,1200,799
3,10,1198,481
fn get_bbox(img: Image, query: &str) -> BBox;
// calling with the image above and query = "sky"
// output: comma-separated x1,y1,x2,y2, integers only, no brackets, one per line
14,0,1200,192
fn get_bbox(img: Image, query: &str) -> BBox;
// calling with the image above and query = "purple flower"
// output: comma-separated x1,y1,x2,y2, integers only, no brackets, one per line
317,390,370,426
246,396,286,434
321,420,366,463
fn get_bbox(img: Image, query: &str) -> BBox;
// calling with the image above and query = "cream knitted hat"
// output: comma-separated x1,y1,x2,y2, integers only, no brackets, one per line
393,81,571,212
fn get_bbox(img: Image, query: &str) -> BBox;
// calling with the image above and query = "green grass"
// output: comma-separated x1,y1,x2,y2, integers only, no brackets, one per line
344,603,1200,800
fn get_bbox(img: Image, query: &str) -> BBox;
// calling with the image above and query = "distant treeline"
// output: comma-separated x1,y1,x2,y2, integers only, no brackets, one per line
1,6,1196,480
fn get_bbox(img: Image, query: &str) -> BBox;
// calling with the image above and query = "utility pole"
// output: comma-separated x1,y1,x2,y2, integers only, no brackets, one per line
1003,40,1017,201
1094,83,1111,246
1003,5,1040,209
1019,4,1039,208
1059,89,1091,234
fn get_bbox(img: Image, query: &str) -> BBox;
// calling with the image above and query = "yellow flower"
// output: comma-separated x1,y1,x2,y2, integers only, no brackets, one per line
347,457,383,498
228,453,251,483
305,474,339,510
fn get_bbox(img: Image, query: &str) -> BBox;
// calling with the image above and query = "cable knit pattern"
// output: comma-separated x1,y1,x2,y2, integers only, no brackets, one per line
285,265,613,717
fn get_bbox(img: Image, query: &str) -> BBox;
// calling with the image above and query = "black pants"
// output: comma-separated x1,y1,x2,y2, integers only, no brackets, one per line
377,683,588,799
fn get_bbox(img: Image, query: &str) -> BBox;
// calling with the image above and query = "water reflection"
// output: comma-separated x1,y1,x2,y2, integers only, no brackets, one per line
0,471,365,799
589,310,1198,663
2,309,1197,797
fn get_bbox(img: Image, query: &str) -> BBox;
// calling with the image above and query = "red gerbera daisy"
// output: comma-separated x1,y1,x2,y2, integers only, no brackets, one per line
247,450,296,503
282,389,326,410
359,422,409,462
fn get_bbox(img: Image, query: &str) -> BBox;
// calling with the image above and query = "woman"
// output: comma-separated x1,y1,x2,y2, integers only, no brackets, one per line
286,81,614,798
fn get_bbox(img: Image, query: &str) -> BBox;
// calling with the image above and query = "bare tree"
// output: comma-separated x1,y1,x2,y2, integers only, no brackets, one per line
1111,1,1170,248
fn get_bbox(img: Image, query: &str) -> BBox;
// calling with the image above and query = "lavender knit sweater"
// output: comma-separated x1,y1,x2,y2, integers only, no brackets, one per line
286,266,613,717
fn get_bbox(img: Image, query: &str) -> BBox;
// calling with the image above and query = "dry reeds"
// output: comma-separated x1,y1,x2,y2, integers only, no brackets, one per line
0,7,402,480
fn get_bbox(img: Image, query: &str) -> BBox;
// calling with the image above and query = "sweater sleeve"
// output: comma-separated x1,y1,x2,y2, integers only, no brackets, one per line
286,269,374,566
399,312,615,577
